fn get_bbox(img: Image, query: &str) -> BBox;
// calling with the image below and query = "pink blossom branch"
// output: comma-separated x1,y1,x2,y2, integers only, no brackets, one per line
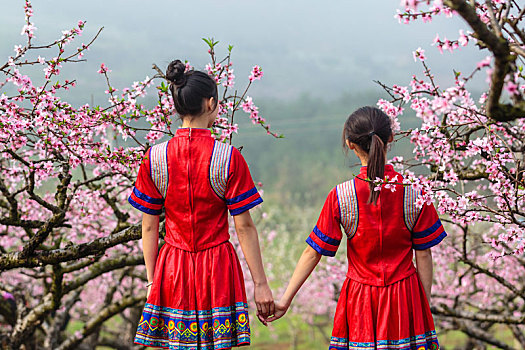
444,0,524,121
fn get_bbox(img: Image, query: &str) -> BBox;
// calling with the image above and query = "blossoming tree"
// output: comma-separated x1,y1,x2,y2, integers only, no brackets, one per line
374,0,524,347
2,0,525,349
262,2,524,347
256,1,524,347
0,2,278,349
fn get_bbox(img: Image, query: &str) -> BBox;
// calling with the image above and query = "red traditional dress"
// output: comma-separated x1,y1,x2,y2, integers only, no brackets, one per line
307,165,446,350
128,128,262,349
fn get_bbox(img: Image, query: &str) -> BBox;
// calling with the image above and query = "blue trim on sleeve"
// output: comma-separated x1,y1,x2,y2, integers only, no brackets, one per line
412,219,442,238
229,197,263,216
133,187,164,205
306,236,336,257
226,187,258,205
413,231,447,250
128,196,162,215
313,226,340,246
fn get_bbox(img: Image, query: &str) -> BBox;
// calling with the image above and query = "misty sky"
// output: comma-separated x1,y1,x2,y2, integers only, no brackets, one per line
1,1,486,101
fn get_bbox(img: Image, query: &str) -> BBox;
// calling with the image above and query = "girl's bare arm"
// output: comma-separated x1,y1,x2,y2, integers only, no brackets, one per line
233,211,274,321
142,213,160,295
415,248,433,303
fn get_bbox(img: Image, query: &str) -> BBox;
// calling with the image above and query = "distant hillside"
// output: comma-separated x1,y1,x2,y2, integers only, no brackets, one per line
232,92,424,208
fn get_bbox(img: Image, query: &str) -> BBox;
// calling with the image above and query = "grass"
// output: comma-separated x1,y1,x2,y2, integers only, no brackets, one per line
250,314,330,349
64,311,518,349
249,314,518,350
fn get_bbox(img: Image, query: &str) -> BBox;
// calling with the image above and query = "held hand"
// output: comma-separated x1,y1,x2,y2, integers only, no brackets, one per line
146,285,152,299
254,282,274,325
266,300,289,322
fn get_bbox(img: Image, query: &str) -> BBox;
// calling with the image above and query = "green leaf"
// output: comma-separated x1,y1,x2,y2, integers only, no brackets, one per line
158,82,169,93
202,37,219,49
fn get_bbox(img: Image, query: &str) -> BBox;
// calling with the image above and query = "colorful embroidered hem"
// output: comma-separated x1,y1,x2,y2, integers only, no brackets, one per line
329,330,439,350
135,302,250,349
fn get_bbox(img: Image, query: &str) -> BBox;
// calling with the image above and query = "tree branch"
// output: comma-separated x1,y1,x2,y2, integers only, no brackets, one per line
432,304,525,324
56,293,145,350
444,0,524,121
11,293,54,349
63,255,143,294
456,319,516,350
0,223,141,271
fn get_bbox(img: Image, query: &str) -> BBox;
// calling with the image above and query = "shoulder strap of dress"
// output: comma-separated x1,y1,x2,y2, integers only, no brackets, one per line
209,141,233,199
149,140,169,198
336,179,359,239
403,185,422,231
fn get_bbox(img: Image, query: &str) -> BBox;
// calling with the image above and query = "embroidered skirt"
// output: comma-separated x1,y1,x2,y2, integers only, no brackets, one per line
329,272,439,350
135,241,250,349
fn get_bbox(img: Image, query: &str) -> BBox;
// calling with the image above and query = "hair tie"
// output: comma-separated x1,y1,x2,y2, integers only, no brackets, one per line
368,131,376,137
173,80,187,90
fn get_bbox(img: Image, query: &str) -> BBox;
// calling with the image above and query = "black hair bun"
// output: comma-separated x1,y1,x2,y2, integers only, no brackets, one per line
166,60,187,86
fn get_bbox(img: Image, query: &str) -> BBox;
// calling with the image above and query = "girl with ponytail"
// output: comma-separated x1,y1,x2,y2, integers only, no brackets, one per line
267,106,446,350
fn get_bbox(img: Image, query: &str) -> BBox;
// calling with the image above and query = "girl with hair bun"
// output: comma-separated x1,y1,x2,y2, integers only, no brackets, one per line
129,60,273,349
267,106,446,350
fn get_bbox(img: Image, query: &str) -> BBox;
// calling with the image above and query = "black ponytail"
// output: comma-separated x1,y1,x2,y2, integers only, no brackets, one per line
166,59,218,117
342,106,392,205
367,134,387,204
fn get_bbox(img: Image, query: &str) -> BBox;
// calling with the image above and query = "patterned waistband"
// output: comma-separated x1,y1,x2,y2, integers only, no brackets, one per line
162,238,231,253
345,270,418,287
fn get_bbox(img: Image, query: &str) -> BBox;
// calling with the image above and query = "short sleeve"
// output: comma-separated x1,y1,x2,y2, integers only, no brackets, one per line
224,148,263,216
411,201,447,250
306,189,342,257
128,149,164,215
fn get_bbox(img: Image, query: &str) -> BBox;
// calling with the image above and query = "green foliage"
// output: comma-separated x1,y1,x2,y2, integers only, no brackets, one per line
202,37,219,50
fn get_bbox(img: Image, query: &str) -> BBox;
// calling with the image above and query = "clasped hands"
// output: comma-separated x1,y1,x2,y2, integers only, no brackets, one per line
254,283,288,325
